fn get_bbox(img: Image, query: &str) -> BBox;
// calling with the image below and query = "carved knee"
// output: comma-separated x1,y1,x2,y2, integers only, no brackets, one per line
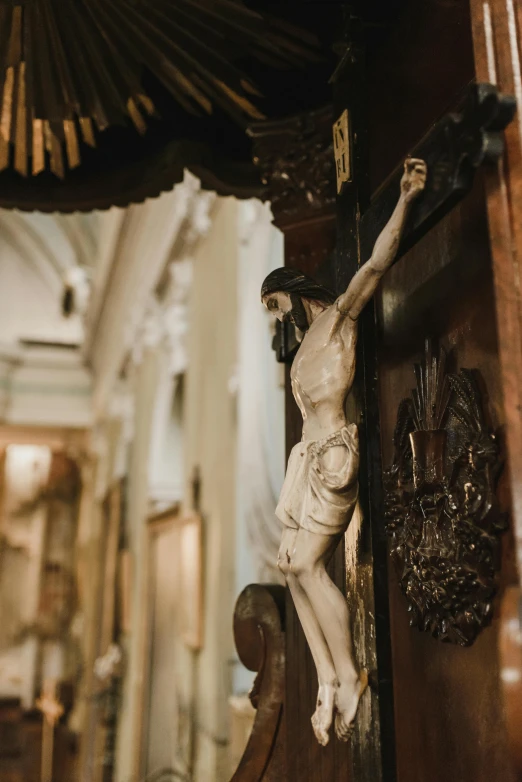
291,554,317,581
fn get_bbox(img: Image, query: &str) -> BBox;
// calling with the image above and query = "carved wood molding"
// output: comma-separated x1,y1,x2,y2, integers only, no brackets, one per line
230,584,286,782
383,341,506,646
248,106,336,228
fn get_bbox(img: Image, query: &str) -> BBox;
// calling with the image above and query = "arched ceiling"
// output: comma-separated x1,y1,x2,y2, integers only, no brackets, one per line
0,208,99,346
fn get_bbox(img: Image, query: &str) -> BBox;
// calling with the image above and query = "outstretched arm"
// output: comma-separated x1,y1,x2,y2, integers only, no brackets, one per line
337,158,427,321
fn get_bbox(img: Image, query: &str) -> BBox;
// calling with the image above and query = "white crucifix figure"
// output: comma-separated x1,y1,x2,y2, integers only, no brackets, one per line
262,158,427,746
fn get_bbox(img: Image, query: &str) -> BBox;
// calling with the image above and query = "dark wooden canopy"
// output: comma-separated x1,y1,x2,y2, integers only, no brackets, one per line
0,0,339,212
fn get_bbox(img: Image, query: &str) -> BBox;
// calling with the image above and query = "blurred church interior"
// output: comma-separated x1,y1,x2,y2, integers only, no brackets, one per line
0,185,286,781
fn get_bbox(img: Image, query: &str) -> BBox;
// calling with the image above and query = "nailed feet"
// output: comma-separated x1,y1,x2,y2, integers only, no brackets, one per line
334,670,368,742
311,672,368,745
311,682,336,746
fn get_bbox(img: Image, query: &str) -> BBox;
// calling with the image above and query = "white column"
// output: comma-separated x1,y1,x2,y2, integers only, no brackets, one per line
114,346,161,782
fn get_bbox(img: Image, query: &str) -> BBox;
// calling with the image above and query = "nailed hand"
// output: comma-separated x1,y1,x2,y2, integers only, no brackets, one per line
400,157,427,203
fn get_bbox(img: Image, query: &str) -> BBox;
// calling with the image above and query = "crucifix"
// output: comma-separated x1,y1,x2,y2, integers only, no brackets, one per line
262,157,427,746
257,82,515,754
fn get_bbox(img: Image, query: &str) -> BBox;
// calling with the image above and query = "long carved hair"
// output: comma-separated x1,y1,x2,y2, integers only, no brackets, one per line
260,267,336,305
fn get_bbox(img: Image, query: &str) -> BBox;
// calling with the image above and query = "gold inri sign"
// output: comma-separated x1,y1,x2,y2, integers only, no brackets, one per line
333,109,351,194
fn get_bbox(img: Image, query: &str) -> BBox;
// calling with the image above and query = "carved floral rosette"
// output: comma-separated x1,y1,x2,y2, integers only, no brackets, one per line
383,341,506,646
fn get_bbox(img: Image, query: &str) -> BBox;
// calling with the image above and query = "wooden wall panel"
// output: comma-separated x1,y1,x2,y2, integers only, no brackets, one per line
367,0,475,193
376,180,517,782
469,1,522,773
469,0,522,586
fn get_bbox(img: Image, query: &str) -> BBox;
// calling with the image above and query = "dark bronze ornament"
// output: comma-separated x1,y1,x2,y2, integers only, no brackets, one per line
383,341,506,646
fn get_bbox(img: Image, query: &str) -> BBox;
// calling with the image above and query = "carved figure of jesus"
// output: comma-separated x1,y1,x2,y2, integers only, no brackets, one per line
261,158,427,746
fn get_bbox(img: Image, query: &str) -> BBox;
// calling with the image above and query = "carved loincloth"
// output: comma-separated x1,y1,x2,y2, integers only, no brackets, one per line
276,425,359,536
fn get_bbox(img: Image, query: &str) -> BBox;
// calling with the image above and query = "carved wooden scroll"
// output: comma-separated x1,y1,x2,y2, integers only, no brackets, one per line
230,584,286,782
383,341,506,646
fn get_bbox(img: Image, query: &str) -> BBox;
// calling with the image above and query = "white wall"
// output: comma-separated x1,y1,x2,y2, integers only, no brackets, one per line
233,200,285,696
183,196,239,782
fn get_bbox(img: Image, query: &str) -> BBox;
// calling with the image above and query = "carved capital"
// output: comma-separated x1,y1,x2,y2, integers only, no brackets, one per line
248,106,336,227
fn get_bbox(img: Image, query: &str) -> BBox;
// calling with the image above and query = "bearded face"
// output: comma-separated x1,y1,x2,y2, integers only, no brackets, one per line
287,293,309,332
262,291,310,332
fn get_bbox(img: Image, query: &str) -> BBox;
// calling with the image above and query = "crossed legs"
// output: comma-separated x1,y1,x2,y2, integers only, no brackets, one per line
278,526,362,745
